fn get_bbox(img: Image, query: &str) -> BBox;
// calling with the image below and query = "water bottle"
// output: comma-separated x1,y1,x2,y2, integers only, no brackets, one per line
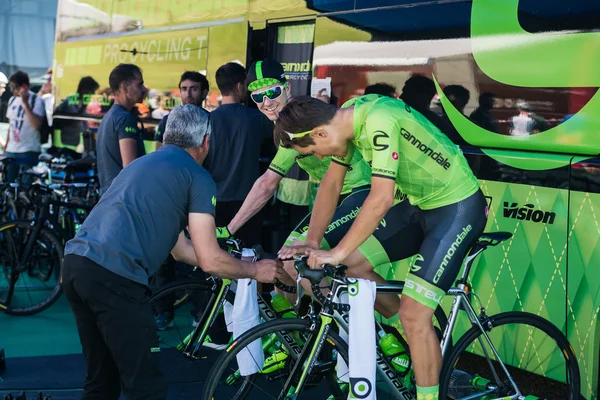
378,330,411,375
270,291,297,319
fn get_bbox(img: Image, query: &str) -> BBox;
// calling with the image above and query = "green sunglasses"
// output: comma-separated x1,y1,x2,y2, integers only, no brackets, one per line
251,83,287,104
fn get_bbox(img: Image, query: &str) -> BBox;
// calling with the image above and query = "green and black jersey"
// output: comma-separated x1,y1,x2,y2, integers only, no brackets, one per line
269,145,372,195
334,95,479,210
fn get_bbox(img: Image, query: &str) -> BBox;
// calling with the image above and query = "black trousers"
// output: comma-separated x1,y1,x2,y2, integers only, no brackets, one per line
61,254,166,400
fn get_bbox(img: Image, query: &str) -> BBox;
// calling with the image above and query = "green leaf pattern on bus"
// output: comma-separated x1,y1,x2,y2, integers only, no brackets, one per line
435,0,600,170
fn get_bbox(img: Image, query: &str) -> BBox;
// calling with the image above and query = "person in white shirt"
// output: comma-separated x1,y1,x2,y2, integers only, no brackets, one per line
0,72,7,97
3,70,46,183
510,101,535,137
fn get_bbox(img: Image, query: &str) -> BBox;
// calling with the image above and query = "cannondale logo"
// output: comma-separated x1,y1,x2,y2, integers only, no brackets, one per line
350,377,373,399
347,278,359,296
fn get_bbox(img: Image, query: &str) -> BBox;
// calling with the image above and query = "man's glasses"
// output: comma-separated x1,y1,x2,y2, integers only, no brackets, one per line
251,83,286,104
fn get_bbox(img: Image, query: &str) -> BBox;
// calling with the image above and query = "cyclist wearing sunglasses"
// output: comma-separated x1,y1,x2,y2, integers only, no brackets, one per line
217,59,412,319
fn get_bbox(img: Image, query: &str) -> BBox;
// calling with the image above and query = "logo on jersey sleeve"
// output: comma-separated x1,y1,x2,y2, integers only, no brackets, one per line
211,196,216,207
125,126,137,133
372,131,389,151
392,152,398,160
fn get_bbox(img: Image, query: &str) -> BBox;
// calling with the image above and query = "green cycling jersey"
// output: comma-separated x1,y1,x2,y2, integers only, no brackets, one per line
269,142,372,196
334,95,479,209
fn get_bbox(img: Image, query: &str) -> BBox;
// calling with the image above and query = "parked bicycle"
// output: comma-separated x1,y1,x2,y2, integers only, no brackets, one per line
0,182,95,316
148,238,300,382
202,232,580,400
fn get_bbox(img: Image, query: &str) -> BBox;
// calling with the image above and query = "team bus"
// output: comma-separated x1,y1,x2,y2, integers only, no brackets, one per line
51,1,599,398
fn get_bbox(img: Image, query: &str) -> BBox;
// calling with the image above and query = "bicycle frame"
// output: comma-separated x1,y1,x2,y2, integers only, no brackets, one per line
177,277,302,361
282,277,417,399
289,247,523,400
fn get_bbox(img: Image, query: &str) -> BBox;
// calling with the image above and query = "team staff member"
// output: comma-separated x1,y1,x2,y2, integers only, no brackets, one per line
62,104,283,400
151,70,210,331
203,62,274,245
275,95,487,400
154,71,209,149
96,63,148,194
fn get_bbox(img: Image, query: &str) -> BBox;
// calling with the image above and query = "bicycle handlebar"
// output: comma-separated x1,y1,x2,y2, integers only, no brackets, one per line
252,244,297,294
294,256,350,313
217,239,297,294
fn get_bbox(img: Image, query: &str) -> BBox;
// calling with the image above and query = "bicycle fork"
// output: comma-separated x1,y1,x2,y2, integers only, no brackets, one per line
179,280,231,358
279,314,334,400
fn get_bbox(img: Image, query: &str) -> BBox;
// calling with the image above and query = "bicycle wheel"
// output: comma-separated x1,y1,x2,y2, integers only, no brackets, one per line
149,280,236,383
203,318,352,400
440,311,580,400
0,220,63,315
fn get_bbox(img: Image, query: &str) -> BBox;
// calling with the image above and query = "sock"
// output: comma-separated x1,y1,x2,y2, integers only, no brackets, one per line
416,384,439,400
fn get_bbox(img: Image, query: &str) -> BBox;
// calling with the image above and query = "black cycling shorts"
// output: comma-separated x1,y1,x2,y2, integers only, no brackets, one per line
395,190,488,309
285,185,418,270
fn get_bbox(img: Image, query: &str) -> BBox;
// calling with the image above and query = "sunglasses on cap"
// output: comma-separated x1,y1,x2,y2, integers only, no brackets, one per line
251,83,286,104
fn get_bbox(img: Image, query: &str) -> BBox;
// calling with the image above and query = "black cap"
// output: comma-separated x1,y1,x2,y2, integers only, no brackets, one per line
247,59,286,91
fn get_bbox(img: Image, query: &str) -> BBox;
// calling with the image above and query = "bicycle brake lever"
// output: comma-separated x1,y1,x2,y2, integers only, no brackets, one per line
294,275,305,308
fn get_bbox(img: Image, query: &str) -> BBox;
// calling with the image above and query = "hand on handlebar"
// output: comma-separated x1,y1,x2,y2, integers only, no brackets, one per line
277,241,318,260
306,249,341,269
253,259,285,283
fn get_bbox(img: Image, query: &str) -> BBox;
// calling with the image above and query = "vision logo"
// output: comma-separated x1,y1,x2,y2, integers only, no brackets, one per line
125,126,137,134
503,202,556,224
434,0,600,170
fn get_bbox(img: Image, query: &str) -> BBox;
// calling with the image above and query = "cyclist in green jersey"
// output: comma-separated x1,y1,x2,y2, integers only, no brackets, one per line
219,60,411,318
274,94,488,400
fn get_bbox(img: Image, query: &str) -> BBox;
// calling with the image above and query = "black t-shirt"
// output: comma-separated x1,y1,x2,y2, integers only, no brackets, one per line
53,97,87,147
203,103,274,201
96,104,146,194
154,115,168,143
65,145,216,286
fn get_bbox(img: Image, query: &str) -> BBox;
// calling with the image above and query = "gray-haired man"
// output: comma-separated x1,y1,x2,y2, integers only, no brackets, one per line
61,104,284,400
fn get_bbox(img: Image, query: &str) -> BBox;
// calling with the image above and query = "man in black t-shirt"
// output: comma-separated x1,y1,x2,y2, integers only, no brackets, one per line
96,64,148,194
154,71,209,149
202,62,274,245
62,104,283,400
